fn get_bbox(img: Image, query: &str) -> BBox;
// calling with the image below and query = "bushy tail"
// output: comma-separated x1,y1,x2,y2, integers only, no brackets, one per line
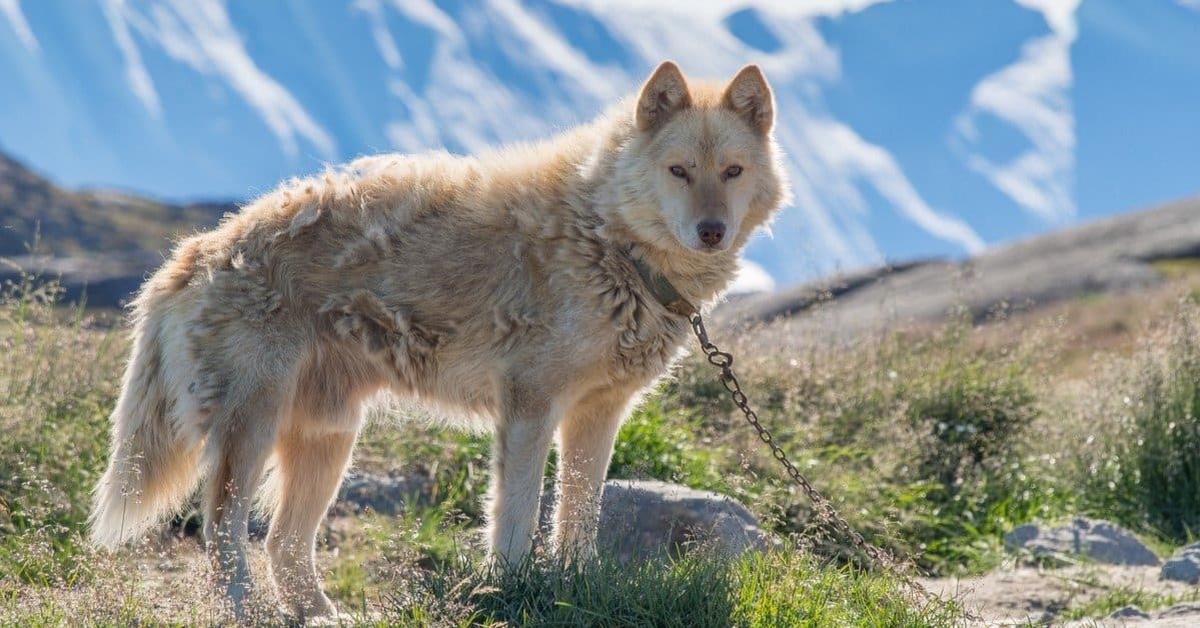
90,313,202,547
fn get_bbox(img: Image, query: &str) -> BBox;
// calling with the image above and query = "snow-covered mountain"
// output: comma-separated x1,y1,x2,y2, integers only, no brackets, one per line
2,0,1198,289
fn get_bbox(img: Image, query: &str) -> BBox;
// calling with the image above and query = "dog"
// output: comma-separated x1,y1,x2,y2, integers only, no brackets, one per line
90,61,788,621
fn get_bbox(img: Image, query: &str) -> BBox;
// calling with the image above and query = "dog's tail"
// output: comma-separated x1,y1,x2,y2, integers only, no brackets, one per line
90,246,204,547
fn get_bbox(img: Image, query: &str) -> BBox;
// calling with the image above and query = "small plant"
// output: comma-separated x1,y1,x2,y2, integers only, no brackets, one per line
903,356,1037,495
1081,302,1200,542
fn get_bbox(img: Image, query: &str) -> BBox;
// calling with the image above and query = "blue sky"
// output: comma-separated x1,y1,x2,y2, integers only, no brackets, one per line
1,0,1197,290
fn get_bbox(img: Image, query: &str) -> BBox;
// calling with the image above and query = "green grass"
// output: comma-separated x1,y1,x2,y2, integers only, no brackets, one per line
1058,583,1200,621
607,398,726,491
659,318,1069,575
6,271,1200,624
0,277,120,585
380,546,960,627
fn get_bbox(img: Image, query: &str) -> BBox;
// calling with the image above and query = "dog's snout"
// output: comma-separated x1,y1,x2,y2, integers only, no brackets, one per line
696,220,726,247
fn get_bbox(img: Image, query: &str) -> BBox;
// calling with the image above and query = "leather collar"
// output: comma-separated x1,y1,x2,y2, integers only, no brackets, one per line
632,256,696,317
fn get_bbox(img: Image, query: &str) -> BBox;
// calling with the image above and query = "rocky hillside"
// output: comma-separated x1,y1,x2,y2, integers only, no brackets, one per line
0,151,233,256
720,196,1200,336
0,150,233,305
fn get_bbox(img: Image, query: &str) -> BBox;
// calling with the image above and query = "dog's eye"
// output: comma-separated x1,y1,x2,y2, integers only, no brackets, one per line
724,165,743,179
669,165,687,179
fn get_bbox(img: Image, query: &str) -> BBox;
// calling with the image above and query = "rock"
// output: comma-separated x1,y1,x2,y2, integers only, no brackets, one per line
719,197,1200,338
1108,605,1150,620
543,480,771,563
1160,542,1200,584
333,470,433,516
1157,603,1200,618
1003,517,1160,566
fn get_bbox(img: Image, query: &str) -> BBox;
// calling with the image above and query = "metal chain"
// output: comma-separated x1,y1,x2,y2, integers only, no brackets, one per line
687,312,956,614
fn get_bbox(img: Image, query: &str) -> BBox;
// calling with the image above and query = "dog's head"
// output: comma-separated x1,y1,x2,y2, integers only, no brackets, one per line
614,61,788,255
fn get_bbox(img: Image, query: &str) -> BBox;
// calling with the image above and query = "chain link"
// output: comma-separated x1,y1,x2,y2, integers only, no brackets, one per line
687,312,959,616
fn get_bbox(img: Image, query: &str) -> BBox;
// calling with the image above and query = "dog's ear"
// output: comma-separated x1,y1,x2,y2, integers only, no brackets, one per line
722,64,774,135
636,61,692,132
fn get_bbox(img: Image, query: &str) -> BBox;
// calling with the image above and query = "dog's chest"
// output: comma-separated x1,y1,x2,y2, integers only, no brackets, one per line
552,243,695,383
584,292,691,384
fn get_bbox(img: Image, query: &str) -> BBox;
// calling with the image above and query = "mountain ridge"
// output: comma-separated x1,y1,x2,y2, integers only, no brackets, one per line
0,150,235,258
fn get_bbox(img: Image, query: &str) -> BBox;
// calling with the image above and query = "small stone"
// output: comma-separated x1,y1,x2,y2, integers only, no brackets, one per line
1108,605,1150,620
1156,603,1200,618
334,470,434,516
1003,517,1159,566
1160,543,1200,584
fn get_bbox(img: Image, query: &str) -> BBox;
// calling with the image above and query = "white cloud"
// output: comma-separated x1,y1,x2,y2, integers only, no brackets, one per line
355,0,403,70
810,121,985,253
117,0,336,158
487,0,622,103
0,0,38,53
1016,0,1080,37
101,0,162,118
955,0,1081,222
387,0,461,42
561,0,891,21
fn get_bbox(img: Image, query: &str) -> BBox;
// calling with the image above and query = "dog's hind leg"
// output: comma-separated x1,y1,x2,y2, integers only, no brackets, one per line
265,426,357,621
201,389,288,621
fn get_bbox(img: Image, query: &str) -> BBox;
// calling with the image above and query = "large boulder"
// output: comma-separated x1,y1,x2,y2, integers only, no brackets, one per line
543,479,771,563
1003,517,1160,566
1160,543,1200,584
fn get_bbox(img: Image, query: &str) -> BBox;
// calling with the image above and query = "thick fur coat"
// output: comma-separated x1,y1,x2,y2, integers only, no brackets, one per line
90,61,788,620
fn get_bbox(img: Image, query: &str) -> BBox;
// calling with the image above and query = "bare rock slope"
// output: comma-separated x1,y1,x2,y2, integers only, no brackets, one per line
720,198,1200,334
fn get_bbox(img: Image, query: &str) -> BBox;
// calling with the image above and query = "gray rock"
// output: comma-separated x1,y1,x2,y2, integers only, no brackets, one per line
543,479,771,563
1003,517,1160,566
1108,605,1150,620
333,470,433,516
1157,603,1200,618
1160,542,1200,584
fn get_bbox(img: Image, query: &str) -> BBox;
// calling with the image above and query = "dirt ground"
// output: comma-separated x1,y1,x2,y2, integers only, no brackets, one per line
925,564,1200,626
10,531,1200,626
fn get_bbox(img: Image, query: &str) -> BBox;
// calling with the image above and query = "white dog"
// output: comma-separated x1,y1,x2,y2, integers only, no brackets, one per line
91,61,788,620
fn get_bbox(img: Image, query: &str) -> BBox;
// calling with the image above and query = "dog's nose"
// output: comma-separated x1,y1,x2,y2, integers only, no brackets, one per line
696,220,726,247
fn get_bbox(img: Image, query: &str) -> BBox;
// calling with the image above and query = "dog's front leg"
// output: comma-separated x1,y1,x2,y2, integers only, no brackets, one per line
551,389,630,561
487,380,561,569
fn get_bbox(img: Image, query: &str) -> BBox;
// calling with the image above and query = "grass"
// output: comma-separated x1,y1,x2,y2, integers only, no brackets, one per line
1058,583,1200,621
0,278,119,586
1076,302,1200,544
380,546,960,627
1151,257,1200,281
5,269,1200,624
